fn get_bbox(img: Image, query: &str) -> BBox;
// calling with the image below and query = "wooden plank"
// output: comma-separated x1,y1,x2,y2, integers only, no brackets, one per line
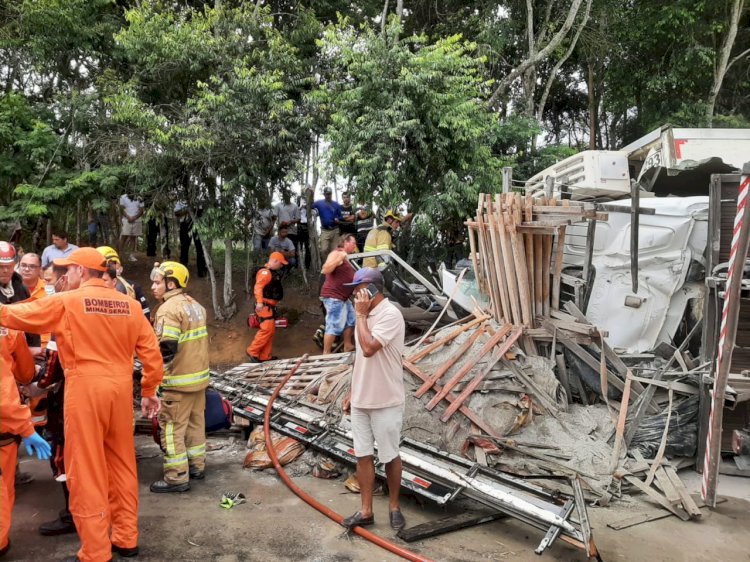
470,425,488,466
542,233,553,316
629,376,699,395
534,233,543,322
397,511,506,543
524,197,536,319
551,225,567,310
486,198,512,323
407,316,487,363
414,326,487,398
441,328,523,421
608,372,633,473
555,353,572,405
495,194,522,325
653,467,681,505
403,360,501,438
644,389,673,488
607,496,723,530
501,356,561,416
425,325,512,411
507,215,533,326
664,466,703,518
624,476,690,521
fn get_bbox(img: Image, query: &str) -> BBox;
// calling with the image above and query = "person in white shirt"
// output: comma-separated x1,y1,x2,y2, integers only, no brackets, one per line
119,193,145,262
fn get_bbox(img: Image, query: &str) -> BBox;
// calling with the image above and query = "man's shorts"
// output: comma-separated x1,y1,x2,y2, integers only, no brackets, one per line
322,297,355,336
121,218,143,236
351,404,404,464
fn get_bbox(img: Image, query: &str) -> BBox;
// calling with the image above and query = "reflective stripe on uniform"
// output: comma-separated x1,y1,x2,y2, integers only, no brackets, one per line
161,369,210,388
163,452,188,469
187,443,206,459
161,325,181,340
178,326,208,344
165,421,176,456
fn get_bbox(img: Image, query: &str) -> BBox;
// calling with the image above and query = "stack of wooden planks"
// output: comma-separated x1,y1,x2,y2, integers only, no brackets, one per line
465,192,604,329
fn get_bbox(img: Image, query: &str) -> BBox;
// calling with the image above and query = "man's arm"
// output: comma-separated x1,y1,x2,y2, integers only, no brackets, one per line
0,296,64,335
321,249,346,275
10,330,35,384
0,364,34,439
254,270,271,309
131,203,145,222
136,314,164,399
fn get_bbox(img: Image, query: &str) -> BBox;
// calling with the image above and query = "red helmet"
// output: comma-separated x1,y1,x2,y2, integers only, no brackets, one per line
0,242,15,264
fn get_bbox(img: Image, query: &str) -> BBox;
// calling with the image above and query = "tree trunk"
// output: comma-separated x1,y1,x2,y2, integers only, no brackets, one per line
706,0,745,126
222,237,236,318
587,61,597,150
201,237,225,320
380,0,390,35
309,137,322,273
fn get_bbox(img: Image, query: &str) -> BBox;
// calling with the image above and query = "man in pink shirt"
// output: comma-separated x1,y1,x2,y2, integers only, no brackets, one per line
341,268,406,531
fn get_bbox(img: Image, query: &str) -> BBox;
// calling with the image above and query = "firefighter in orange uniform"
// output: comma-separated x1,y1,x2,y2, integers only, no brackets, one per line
0,248,163,562
246,251,286,362
0,327,52,559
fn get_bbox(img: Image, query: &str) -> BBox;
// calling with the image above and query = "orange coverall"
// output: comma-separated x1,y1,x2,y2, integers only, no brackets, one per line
0,279,163,562
246,268,277,361
0,328,36,552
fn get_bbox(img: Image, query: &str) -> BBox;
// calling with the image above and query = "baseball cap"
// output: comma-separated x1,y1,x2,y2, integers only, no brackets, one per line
54,247,108,271
269,251,289,265
323,186,332,194
343,267,383,287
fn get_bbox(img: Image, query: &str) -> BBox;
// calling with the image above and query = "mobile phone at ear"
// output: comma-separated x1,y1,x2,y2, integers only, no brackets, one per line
365,283,380,298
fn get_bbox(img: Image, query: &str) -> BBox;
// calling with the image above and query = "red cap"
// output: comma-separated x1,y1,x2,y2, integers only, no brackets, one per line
0,242,15,264
269,251,289,265
54,247,108,271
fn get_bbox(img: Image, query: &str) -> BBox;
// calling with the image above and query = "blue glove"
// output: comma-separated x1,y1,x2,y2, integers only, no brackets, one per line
22,432,51,460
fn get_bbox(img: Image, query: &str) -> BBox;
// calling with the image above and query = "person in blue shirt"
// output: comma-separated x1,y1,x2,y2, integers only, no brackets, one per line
312,187,342,262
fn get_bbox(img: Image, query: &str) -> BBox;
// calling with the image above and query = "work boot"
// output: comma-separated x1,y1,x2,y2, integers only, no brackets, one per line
112,544,139,557
247,355,263,364
0,540,10,558
38,512,76,536
149,480,190,493
189,469,205,480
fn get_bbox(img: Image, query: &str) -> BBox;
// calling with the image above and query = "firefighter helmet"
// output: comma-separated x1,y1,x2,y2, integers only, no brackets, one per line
154,261,190,288
384,209,403,222
96,246,121,264
0,242,16,264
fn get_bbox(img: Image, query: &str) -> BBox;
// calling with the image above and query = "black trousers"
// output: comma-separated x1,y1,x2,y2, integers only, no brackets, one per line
146,218,170,258
297,225,311,270
179,220,207,277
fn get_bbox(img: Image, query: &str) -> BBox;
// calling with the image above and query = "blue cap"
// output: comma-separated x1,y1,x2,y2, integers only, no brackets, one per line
343,267,383,287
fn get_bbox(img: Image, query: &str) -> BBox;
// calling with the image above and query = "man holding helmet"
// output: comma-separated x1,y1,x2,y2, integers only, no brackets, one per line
150,261,210,493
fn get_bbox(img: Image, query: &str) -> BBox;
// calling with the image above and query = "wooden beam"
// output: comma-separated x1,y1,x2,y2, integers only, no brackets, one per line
425,325,512,411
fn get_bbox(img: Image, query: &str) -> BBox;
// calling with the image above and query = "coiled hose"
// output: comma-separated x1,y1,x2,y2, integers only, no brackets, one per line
263,354,433,562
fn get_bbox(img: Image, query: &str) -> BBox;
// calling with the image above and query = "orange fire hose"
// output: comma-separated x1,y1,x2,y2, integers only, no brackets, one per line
263,354,434,562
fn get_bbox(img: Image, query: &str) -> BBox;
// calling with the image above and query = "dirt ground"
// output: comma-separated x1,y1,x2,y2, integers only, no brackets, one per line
122,251,324,369
6,434,750,562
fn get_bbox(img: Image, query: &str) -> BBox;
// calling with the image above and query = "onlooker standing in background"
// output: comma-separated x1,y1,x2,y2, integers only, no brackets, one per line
175,201,208,278
253,200,276,255
312,186,342,262
41,229,78,269
338,191,357,240
355,205,374,252
274,192,300,266
297,189,313,270
119,192,145,262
